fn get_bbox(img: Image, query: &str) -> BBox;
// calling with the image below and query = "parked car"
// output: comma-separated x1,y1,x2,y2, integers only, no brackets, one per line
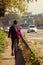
3,26,10,32
27,25,37,33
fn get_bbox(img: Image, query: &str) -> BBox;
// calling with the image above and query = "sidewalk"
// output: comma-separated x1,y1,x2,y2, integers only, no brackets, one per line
0,38,25,65
1,39,15,65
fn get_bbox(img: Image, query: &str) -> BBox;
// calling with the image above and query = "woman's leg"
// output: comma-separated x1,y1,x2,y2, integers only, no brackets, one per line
17,37,19,47
11,38,14,55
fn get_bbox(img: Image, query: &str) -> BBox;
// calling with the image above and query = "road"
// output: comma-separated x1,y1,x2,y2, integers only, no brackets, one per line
21,29,43,48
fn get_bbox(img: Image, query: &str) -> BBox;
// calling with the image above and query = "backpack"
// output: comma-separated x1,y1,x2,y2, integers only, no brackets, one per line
8,25,18,38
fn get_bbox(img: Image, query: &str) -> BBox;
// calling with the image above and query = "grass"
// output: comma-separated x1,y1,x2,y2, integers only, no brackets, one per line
20,33,41,65
0,30,6,58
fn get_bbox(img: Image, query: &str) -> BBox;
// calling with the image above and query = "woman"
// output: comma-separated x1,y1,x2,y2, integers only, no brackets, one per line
8,20,22,56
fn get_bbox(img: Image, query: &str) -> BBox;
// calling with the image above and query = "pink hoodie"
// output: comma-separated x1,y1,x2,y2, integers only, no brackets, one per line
17,25,22,37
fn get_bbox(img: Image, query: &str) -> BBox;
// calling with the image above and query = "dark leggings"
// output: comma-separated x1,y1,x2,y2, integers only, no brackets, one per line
11,37,19,52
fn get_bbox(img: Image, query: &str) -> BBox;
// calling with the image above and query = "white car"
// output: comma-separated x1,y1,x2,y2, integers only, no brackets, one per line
27,25,37,33
4,26,10,32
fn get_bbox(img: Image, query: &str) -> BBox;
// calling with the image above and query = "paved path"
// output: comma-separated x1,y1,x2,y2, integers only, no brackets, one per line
1,38,25,65
1,39,15,65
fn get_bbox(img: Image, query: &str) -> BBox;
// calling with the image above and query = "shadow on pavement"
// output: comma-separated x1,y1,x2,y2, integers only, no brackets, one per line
14,47,26,65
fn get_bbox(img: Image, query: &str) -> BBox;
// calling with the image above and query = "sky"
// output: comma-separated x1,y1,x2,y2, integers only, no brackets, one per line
27,0,43,15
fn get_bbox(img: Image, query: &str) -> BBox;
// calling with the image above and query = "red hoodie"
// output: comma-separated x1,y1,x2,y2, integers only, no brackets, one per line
17,25,22,37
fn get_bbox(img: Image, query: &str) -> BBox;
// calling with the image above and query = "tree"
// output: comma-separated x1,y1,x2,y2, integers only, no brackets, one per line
0,0,37,17
0,0,5,17
4,0,37,13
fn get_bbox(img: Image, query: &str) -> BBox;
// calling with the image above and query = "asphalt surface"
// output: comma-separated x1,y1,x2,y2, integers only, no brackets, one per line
21,29,43,48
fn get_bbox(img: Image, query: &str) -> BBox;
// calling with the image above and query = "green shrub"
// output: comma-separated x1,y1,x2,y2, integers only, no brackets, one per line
0,31,6,54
